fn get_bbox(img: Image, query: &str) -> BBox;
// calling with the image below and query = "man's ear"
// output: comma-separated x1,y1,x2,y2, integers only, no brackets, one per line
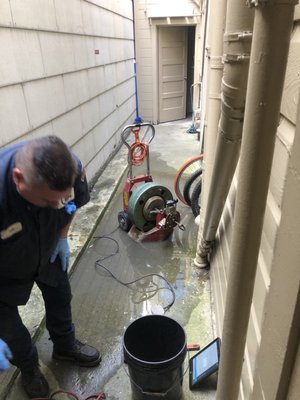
12,167,23,187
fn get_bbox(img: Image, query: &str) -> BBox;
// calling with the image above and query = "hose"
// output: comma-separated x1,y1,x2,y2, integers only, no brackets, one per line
130,141,148,166
130,126,148,166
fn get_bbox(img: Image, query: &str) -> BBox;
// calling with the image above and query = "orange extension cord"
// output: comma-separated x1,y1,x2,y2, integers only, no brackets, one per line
130,141,148,166
130,126,148,166
32,389,106,400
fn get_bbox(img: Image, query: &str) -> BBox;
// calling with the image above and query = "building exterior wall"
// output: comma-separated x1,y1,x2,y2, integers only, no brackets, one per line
0,0,136,182
287,342,300,400
133,0,202,123
209,4,300,399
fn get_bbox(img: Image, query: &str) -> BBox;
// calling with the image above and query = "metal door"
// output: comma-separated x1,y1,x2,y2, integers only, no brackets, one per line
158,27,187,123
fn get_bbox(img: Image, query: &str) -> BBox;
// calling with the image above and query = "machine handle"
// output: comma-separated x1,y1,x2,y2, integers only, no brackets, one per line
121,122,155,150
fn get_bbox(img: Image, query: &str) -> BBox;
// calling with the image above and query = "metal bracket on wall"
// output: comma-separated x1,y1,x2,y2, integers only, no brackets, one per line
224,31,253,42
223,54,251,63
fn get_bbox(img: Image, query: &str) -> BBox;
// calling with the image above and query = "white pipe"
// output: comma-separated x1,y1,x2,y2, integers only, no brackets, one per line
197,0,211,152
199,0,227,211
216,1,296,399
195,0,254,267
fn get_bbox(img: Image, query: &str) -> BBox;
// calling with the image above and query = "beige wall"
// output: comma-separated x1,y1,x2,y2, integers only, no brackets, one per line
0,0,136,182
209,4,300,399
133,0,202,123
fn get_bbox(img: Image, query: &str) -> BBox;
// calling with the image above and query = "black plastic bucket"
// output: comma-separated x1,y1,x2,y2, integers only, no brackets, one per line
123,315,187,400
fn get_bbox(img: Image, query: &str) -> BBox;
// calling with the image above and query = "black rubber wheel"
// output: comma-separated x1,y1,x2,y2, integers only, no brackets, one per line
174,154,203,205
118,211,132,232
190,178,202,217
183,168,202,206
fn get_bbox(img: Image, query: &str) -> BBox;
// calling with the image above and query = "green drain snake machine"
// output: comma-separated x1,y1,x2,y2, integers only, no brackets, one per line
118,123,184,242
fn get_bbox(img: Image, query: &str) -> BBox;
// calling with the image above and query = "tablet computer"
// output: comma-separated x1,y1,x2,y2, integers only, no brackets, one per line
189,337,221,389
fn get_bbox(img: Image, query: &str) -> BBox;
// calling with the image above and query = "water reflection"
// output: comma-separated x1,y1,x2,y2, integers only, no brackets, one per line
91,216,209,329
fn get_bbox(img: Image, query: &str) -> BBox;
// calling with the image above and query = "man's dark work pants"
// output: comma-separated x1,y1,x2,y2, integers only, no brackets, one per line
0,273,75,371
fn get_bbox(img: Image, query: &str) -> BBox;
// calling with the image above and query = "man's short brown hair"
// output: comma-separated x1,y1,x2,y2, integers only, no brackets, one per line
15,136,77,191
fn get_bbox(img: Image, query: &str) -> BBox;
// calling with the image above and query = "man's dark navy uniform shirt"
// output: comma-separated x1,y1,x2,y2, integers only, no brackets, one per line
0,142,90,306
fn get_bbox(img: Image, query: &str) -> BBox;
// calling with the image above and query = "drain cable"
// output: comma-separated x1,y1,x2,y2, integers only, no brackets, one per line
93,234,176,313
32,389,105,399
33,235,176,400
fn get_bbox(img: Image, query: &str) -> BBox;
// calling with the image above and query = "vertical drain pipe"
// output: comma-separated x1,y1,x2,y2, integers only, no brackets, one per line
216,1,296,399
195,0,254,267
199,0,227,215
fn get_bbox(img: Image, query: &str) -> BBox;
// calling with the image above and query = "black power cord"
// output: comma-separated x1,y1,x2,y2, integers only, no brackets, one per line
93,233,176,312
32,389,105,399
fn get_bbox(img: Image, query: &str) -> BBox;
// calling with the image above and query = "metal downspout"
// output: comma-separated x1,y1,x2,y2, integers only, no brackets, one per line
216,2,297,399
197,0,211,151
199,0,227,216
195,0,254,267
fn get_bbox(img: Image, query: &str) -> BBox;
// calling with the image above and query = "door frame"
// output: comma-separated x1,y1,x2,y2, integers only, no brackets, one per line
158,26,188,123
149,17,201,124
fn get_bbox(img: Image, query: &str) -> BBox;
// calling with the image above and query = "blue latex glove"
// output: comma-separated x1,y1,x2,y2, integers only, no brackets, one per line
65,201,76,215
0,339,12,372
50,238,70,272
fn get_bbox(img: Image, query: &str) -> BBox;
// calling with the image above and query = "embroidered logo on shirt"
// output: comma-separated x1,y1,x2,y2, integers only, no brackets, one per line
0,222,23,240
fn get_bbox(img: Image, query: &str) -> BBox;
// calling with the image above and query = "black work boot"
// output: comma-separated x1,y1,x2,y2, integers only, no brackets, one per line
53,339,101,367
21,365,49,399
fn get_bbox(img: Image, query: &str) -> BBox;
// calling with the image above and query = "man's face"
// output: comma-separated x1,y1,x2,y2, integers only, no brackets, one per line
13,167,73,208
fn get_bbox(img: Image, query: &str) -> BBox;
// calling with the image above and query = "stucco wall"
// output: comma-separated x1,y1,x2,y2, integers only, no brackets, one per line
0,0,136,182
210,5,300,399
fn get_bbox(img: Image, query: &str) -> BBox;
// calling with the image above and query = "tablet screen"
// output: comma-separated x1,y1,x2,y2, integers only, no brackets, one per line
189,338,220,388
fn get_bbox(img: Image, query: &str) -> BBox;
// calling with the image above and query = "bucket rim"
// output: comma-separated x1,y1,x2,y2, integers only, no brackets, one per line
123,314,187,367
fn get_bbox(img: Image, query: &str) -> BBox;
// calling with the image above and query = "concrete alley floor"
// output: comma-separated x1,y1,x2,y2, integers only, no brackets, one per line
3,119,217,399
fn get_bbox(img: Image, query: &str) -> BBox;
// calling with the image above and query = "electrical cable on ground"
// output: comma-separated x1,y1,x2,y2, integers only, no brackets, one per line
93,233,176,312
32,389,106,399
32,230,176,400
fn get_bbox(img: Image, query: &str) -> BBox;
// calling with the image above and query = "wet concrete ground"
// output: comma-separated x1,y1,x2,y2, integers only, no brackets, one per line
3,119,217,399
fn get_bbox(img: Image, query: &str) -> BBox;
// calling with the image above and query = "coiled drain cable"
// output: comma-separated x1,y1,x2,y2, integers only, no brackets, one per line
32,389,105,399
93,235,176,312
32,234,176,400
